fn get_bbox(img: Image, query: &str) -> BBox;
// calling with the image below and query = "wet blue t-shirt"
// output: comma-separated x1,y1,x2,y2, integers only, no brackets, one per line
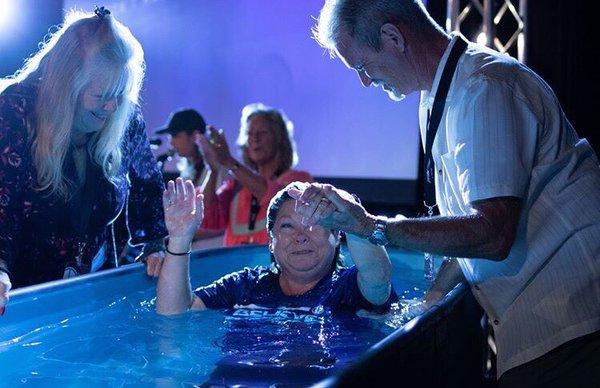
194,265,397,314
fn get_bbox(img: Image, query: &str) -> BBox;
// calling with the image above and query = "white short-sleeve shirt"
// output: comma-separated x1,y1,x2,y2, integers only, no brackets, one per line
420,33,600,377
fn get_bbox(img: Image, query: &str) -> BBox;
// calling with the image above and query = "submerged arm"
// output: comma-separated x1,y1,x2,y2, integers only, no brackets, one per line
424,258,465,305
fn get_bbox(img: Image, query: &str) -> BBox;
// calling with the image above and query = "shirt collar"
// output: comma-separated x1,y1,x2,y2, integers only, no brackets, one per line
421,32,463,109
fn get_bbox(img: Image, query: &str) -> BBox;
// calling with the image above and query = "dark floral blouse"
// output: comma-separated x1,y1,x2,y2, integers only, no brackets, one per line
0,84,167,288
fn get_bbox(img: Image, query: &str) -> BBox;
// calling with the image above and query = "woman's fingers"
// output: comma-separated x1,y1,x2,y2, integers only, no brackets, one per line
289,183,359,229
288,188,302,200
322,185,351,210
297,184,322,204
162,187,170,210
167,180,176,202
175,177,186,201
213,129,229,150
195,192,205,223
208,126,222,144
184,180,195,204
164,179,197,210
152,252,165,277
163,180,176,209
195,189,204,208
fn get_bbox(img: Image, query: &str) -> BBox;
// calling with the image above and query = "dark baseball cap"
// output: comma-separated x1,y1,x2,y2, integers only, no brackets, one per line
155,109,206,135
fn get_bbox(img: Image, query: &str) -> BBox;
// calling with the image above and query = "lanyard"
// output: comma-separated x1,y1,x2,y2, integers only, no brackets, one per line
248,195,260,231
423,37,468,209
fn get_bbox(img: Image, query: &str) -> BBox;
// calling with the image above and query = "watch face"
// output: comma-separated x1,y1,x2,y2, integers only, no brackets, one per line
369,230,388,246
369,219,388,246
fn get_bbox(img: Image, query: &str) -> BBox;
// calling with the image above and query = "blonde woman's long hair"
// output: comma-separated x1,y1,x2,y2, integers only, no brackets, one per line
0,9,145,200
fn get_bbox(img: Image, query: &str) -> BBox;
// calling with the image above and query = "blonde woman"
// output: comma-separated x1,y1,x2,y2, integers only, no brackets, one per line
198,103,313,246
0,7,167,305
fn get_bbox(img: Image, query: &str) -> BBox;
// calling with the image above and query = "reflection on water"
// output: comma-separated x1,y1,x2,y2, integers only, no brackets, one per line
0,292,422,387
204,300,422,386
1,248,429,386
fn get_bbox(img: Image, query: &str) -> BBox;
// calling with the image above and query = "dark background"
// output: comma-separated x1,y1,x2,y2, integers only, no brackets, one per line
427,0,599,156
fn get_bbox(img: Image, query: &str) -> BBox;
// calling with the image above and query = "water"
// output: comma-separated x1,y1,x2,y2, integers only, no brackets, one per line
0,246,428,386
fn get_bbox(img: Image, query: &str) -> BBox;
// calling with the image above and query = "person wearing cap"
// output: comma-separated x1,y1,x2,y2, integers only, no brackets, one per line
0,9,168,301
156,108,208,187
197,103,313,247
154,108,227,252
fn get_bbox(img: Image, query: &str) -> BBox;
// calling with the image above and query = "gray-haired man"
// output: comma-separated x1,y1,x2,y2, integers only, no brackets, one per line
294,1,600,386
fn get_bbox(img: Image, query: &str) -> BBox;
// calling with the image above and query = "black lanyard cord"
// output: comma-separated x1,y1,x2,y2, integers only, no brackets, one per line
423,37,468,209
248,195,260,231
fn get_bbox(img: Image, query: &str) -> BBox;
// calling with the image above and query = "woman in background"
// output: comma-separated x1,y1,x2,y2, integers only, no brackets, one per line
0,7,167,308
198,103,312,246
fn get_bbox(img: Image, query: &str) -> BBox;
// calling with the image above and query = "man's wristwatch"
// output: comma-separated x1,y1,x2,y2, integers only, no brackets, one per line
367,217,389,246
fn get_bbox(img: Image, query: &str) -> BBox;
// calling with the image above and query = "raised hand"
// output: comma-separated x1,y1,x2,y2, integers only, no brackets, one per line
162,178,204,244
288,183,372,237
196,127,221,171
207,126,234,166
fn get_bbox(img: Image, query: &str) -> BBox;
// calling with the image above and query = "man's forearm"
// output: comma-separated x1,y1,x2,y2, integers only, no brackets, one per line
295,183,519,261
385,213,513,260
425,258,465,303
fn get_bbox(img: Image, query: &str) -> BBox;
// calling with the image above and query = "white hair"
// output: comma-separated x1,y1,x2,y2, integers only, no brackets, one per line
312,0,437,57
0,9,145,199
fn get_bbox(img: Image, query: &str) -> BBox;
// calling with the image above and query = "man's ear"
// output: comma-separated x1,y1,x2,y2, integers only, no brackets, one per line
380,23,406,53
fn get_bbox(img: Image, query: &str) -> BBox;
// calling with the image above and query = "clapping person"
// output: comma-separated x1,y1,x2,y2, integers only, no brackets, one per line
198,103,313,246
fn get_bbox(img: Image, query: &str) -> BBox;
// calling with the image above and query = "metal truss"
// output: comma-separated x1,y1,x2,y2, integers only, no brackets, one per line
446,0,527,62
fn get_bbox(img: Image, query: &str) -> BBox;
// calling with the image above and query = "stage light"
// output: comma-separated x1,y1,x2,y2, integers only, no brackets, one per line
476,31,489,47
0,0,15,28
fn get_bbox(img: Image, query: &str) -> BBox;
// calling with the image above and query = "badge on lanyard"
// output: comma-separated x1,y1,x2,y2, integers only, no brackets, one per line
423,202,438,284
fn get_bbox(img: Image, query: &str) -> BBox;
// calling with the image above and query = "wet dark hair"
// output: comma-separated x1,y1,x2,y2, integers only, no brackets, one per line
266,181,344,273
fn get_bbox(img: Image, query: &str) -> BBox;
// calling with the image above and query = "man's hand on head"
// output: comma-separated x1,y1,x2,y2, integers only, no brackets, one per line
288,183,373,237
